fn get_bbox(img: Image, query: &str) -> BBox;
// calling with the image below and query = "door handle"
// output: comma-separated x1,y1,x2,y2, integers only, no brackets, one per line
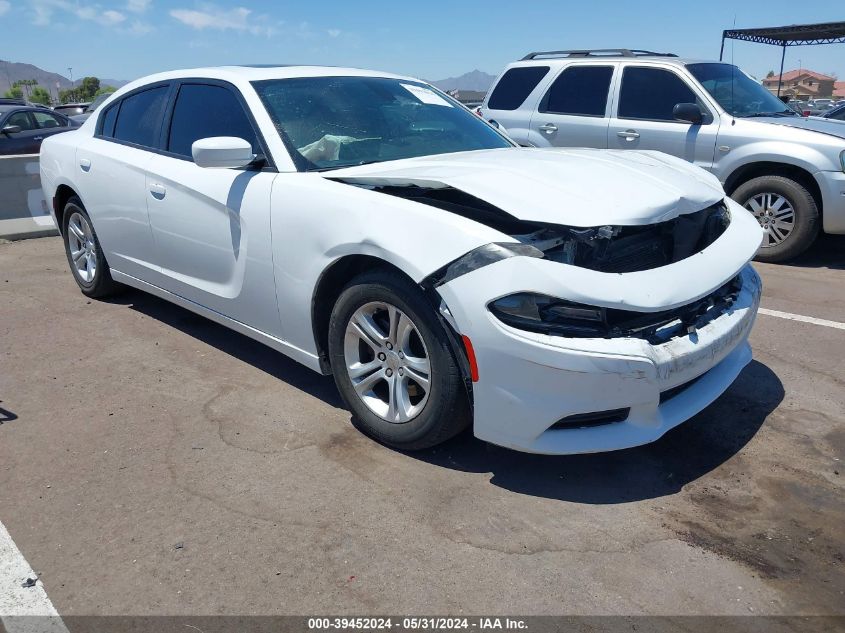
34,136,43,141
539,123,558,133
617,130,640,141
79,158,91,171
149,183,166,199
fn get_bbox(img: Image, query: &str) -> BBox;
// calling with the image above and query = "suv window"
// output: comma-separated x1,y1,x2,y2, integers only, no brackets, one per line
540,66,614,116
618,67,698,121
32,111,65,129
167,83,258,158
6,111,35,131
113,85,169,148
488,66,550,110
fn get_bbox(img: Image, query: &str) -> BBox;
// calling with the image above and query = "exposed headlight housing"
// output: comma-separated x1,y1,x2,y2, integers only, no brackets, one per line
489,293,606,337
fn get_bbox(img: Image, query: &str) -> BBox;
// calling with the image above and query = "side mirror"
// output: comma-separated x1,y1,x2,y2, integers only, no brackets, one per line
672,103,704,125
2,125,22,135
191,136,254,169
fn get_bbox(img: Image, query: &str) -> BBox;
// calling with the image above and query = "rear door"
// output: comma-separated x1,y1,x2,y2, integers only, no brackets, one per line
74,84,169,282
528,64,616,148
608,65,719,171
144,80,281,336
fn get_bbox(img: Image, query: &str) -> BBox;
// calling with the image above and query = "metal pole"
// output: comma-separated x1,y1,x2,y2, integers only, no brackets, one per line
777,44,786,97
720,32,726,61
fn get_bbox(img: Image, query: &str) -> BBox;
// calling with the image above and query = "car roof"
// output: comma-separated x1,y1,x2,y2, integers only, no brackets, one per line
0,105,57,115
111,65,419,97
510,56,718,66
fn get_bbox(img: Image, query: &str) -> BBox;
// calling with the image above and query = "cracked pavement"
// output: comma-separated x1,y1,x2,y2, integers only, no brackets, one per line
0,236,843,616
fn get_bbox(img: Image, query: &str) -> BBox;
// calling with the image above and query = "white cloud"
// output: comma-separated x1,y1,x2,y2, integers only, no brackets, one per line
0,1,11,17
30,1,128,27
327,28,341,38
170,5,275,36
126,0,150,12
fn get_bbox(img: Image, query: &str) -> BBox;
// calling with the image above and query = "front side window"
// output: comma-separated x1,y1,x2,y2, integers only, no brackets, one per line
6,111,35,131
540,66,614,116
167,83,259,158
687,63,796,118
618,67,699,121
487,66,550,110
32,111,65,129
253,76,512,171
113,85,169,148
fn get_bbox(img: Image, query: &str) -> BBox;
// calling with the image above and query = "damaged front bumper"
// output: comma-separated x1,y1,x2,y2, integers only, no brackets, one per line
435,205,763,454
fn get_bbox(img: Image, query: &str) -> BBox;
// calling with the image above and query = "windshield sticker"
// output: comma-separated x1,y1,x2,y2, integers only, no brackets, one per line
400,84,453,107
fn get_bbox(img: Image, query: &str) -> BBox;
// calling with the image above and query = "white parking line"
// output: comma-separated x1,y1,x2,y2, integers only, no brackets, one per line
0,520,68,632
758,307,845,331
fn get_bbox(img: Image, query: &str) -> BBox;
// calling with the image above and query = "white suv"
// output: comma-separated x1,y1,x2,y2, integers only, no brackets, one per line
482,49,845,262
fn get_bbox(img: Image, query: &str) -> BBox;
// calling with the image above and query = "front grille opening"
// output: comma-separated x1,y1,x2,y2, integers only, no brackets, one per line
550,407,630,430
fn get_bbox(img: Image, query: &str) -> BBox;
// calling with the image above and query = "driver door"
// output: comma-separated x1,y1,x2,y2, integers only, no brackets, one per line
608,65,720,172
144,81,282,337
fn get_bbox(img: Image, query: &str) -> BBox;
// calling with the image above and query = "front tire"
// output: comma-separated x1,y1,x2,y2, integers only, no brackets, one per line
327,270,471,451
62,197,121,298
732,175,819,263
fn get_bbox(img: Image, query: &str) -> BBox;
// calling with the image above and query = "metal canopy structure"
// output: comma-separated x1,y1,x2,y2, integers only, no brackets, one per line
719,21,845,97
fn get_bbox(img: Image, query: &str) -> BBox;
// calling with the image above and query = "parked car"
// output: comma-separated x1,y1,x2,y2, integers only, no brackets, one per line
819,102,845,121
0,105,77,155
70,93,113,124
481,49,845,262
53,103,90,116
40,65,762,455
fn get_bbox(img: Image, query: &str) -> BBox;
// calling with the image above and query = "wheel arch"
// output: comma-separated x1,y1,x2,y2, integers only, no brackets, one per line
53,183,80,235
724,162,822,217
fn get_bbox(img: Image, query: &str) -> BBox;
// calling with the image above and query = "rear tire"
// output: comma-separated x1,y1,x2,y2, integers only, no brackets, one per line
62,197,121,298
732,175,819,263
327,270,471,451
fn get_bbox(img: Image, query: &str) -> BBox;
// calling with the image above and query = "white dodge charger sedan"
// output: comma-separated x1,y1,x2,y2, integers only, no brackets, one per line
40,65,763,454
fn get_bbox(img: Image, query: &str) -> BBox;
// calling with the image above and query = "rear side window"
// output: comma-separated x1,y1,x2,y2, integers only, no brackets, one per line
167,83,258,158
618,67,698,121
540,66,614,116
487,66,550,110
113,86,169,148
100,104,118,137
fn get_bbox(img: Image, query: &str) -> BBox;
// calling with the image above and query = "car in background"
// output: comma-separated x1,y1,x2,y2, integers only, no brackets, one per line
70,93,113,124
0,105,78,155
39,65,762,455
54,103,90,116
819,102,845,121
481,49,845,262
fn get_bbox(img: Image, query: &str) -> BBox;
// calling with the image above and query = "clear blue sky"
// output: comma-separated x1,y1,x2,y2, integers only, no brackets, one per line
1,1,843,84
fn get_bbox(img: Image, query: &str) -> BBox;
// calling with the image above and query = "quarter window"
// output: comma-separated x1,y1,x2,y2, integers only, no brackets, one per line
113,85,169,148
487,66,550,110
618,67,699,121
167,83,258,158
100,104,119,137
540,66,614,116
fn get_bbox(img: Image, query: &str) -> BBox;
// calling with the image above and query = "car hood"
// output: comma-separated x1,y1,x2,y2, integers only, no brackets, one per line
326,147,725,227
754,115,845,140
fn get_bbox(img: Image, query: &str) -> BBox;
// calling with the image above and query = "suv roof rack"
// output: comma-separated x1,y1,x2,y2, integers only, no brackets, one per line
520,49,678,60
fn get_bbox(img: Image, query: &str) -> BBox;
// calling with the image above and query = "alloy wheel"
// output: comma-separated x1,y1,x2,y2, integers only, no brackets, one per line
744,192,795,247
343,301,431,424
67,211,97,283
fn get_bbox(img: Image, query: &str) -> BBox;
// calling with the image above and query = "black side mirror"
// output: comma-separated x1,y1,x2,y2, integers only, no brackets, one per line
2,125,22,135
673,103,704,125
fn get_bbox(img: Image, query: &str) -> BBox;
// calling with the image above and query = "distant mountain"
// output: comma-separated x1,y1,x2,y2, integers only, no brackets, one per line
0,59,128,98
430,70,497,93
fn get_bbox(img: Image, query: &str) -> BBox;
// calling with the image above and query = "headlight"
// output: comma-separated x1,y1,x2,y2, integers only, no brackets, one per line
489,293,606,337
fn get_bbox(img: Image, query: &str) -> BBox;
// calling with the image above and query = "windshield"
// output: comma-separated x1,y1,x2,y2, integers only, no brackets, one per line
252,76,512,171
687,63,797,118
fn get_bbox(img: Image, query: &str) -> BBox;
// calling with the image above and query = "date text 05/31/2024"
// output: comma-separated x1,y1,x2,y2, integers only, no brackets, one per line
307,617,529,630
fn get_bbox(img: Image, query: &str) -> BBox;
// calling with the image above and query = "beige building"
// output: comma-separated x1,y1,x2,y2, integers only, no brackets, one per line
762,69,836,99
